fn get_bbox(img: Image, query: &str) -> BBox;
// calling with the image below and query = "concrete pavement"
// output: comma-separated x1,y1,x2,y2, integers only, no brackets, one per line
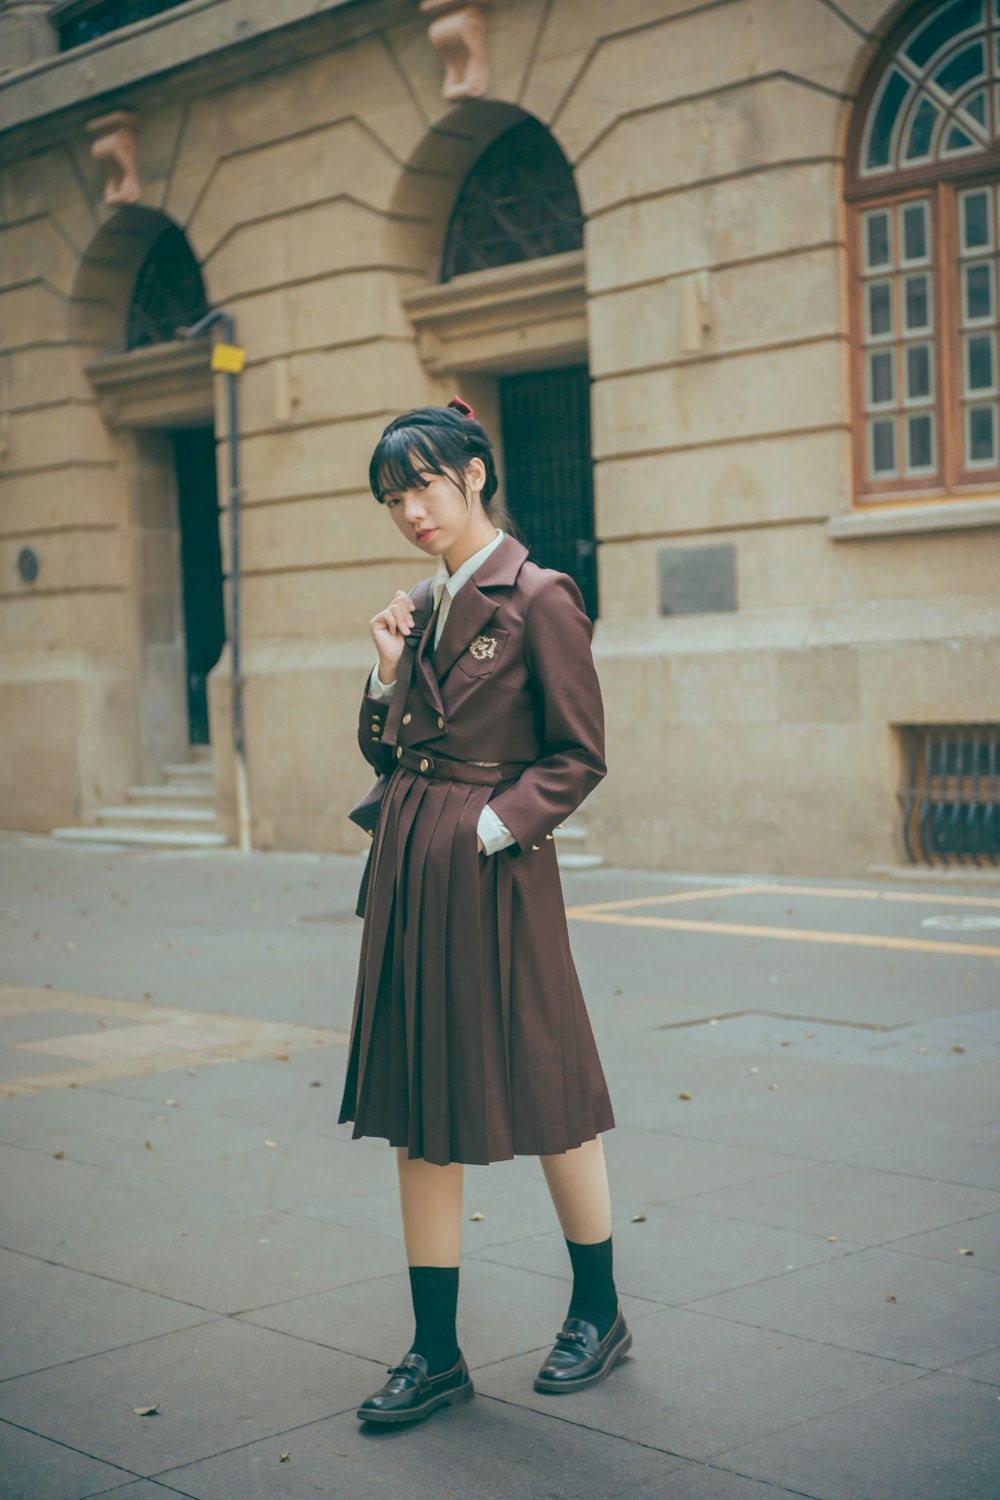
1,839,999,1500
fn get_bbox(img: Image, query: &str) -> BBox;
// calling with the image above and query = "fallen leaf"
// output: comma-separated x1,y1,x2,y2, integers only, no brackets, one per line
264,1140,278,1148
279,1452,290,1462
780,1040,791,1047
951,1046,966,1054
826,1236,838,1243
308,1080,322,1088
631,1213,647,1223
164,1099,178,1107
52,1150,64,1160
959,1248,974,1257
144,1141,153,1151
274,1053,289,1062
885,1294,897,1304
99,1018,111,1028
678,1091,692,1101
143,992,153,1000
469,1211,485,1222
768,1084,779,1091
131,1403,159,1416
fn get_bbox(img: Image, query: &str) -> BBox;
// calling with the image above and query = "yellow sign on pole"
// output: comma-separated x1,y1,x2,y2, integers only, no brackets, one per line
211,342,246,374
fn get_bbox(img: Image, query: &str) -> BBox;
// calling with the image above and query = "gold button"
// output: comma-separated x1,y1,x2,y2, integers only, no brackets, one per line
402,712,412,725
396,746,403,759
532,844,540,851
545,833,554,839
419,757,429,772
437,716,445,729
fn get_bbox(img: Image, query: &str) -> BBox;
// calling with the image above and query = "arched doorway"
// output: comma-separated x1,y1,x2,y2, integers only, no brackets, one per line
439,118,597,617
79,209,224,767
399,110,598,619
125,221,223,748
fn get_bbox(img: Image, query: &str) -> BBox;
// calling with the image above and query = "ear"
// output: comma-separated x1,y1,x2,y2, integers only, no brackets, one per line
465,456,487,495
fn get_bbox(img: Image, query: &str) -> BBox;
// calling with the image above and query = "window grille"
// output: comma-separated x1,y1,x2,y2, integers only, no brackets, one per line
441,119,584,283
898,723,1000,865
848,1,1000,497
126,224,208,351
56,0,189,50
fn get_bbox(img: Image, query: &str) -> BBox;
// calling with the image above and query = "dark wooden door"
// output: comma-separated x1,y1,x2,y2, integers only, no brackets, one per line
171,427,225,745
498,365,598,618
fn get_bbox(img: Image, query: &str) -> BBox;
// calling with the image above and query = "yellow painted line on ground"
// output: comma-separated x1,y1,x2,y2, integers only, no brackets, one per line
568,883,774,914
0,986,347,1098
564,909,1000,960
572,881,1000,916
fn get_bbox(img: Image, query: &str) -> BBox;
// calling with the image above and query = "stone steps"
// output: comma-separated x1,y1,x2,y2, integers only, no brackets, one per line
50,826,228,848
52,752,226,850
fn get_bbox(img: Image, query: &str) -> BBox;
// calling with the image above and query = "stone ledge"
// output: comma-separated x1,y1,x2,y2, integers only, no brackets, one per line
0,0,410,146
828,498,1000,541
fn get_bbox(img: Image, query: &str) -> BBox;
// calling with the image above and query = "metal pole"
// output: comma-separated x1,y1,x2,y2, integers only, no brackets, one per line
181,309,251,852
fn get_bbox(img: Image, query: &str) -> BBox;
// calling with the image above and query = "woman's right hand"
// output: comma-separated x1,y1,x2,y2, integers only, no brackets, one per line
369,590,416,684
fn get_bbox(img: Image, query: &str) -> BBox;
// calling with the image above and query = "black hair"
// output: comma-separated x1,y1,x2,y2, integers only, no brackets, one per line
368,404,512,528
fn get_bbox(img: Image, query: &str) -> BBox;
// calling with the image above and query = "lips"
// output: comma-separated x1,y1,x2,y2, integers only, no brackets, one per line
415,528,437,543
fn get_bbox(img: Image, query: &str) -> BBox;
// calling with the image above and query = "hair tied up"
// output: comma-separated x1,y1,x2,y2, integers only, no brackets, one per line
447,394,475,419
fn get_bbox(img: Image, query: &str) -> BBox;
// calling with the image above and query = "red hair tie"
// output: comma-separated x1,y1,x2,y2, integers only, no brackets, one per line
447,395,475,419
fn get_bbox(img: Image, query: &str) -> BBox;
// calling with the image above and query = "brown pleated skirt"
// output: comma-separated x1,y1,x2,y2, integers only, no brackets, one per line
338,762,615,1165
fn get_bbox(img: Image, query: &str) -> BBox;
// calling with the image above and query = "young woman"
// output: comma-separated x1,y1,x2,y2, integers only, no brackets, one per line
338,398,630,1424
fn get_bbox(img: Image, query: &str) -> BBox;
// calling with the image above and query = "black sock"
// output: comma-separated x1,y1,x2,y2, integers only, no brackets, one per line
407,1266,460,1375
566,1235,619,1339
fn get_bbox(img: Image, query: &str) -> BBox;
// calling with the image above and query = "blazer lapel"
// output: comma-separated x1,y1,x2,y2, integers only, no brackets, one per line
434,582,499,681
433,533,530,681
415,597,446,717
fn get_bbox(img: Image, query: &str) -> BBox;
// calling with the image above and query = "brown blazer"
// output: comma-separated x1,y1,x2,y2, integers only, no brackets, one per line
356,534,606,854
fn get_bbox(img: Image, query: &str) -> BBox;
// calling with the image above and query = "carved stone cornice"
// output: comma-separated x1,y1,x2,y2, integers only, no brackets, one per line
419,0,495,101
87,337,214,430
403,250,587,374
86,108,140,205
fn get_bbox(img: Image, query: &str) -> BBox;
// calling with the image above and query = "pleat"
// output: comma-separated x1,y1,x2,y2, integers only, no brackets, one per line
401,783,450,1152
443,786,488,1161
340,763,616,1164
416,781,467,1161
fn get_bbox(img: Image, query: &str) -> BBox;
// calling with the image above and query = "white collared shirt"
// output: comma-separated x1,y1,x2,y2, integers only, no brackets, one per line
368,529,514,855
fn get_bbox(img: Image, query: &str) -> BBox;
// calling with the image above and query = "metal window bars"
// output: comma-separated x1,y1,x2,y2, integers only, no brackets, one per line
899,723,1000,866
126,224,208,350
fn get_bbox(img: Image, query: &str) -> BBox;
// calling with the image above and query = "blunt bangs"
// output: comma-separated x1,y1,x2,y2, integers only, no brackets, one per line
369,427,454,504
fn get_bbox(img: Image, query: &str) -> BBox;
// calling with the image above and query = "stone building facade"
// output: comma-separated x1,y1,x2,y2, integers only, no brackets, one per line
1,0,997,874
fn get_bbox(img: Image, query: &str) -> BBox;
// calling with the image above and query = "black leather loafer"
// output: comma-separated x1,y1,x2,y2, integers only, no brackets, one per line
533,1309,632,1394
356,1352,474,1424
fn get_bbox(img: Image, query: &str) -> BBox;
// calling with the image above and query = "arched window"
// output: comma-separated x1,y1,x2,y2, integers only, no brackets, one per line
848,0,1000,498
440,118,584,282
126,223,208,350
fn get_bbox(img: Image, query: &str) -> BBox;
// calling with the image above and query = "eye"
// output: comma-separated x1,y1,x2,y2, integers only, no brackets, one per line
384,496,401,508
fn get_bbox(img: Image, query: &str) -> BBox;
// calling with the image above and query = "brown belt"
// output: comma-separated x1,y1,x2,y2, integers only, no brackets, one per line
393,746,527,785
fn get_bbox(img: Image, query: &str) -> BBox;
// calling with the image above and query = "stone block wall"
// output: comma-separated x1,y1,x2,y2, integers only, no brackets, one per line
1,0,998,873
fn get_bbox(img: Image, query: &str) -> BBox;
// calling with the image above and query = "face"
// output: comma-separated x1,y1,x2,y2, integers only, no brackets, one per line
382,457,487,558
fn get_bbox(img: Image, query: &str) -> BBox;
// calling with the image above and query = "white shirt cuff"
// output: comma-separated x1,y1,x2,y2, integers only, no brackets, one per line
368,666,396,699
478,804,515,855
